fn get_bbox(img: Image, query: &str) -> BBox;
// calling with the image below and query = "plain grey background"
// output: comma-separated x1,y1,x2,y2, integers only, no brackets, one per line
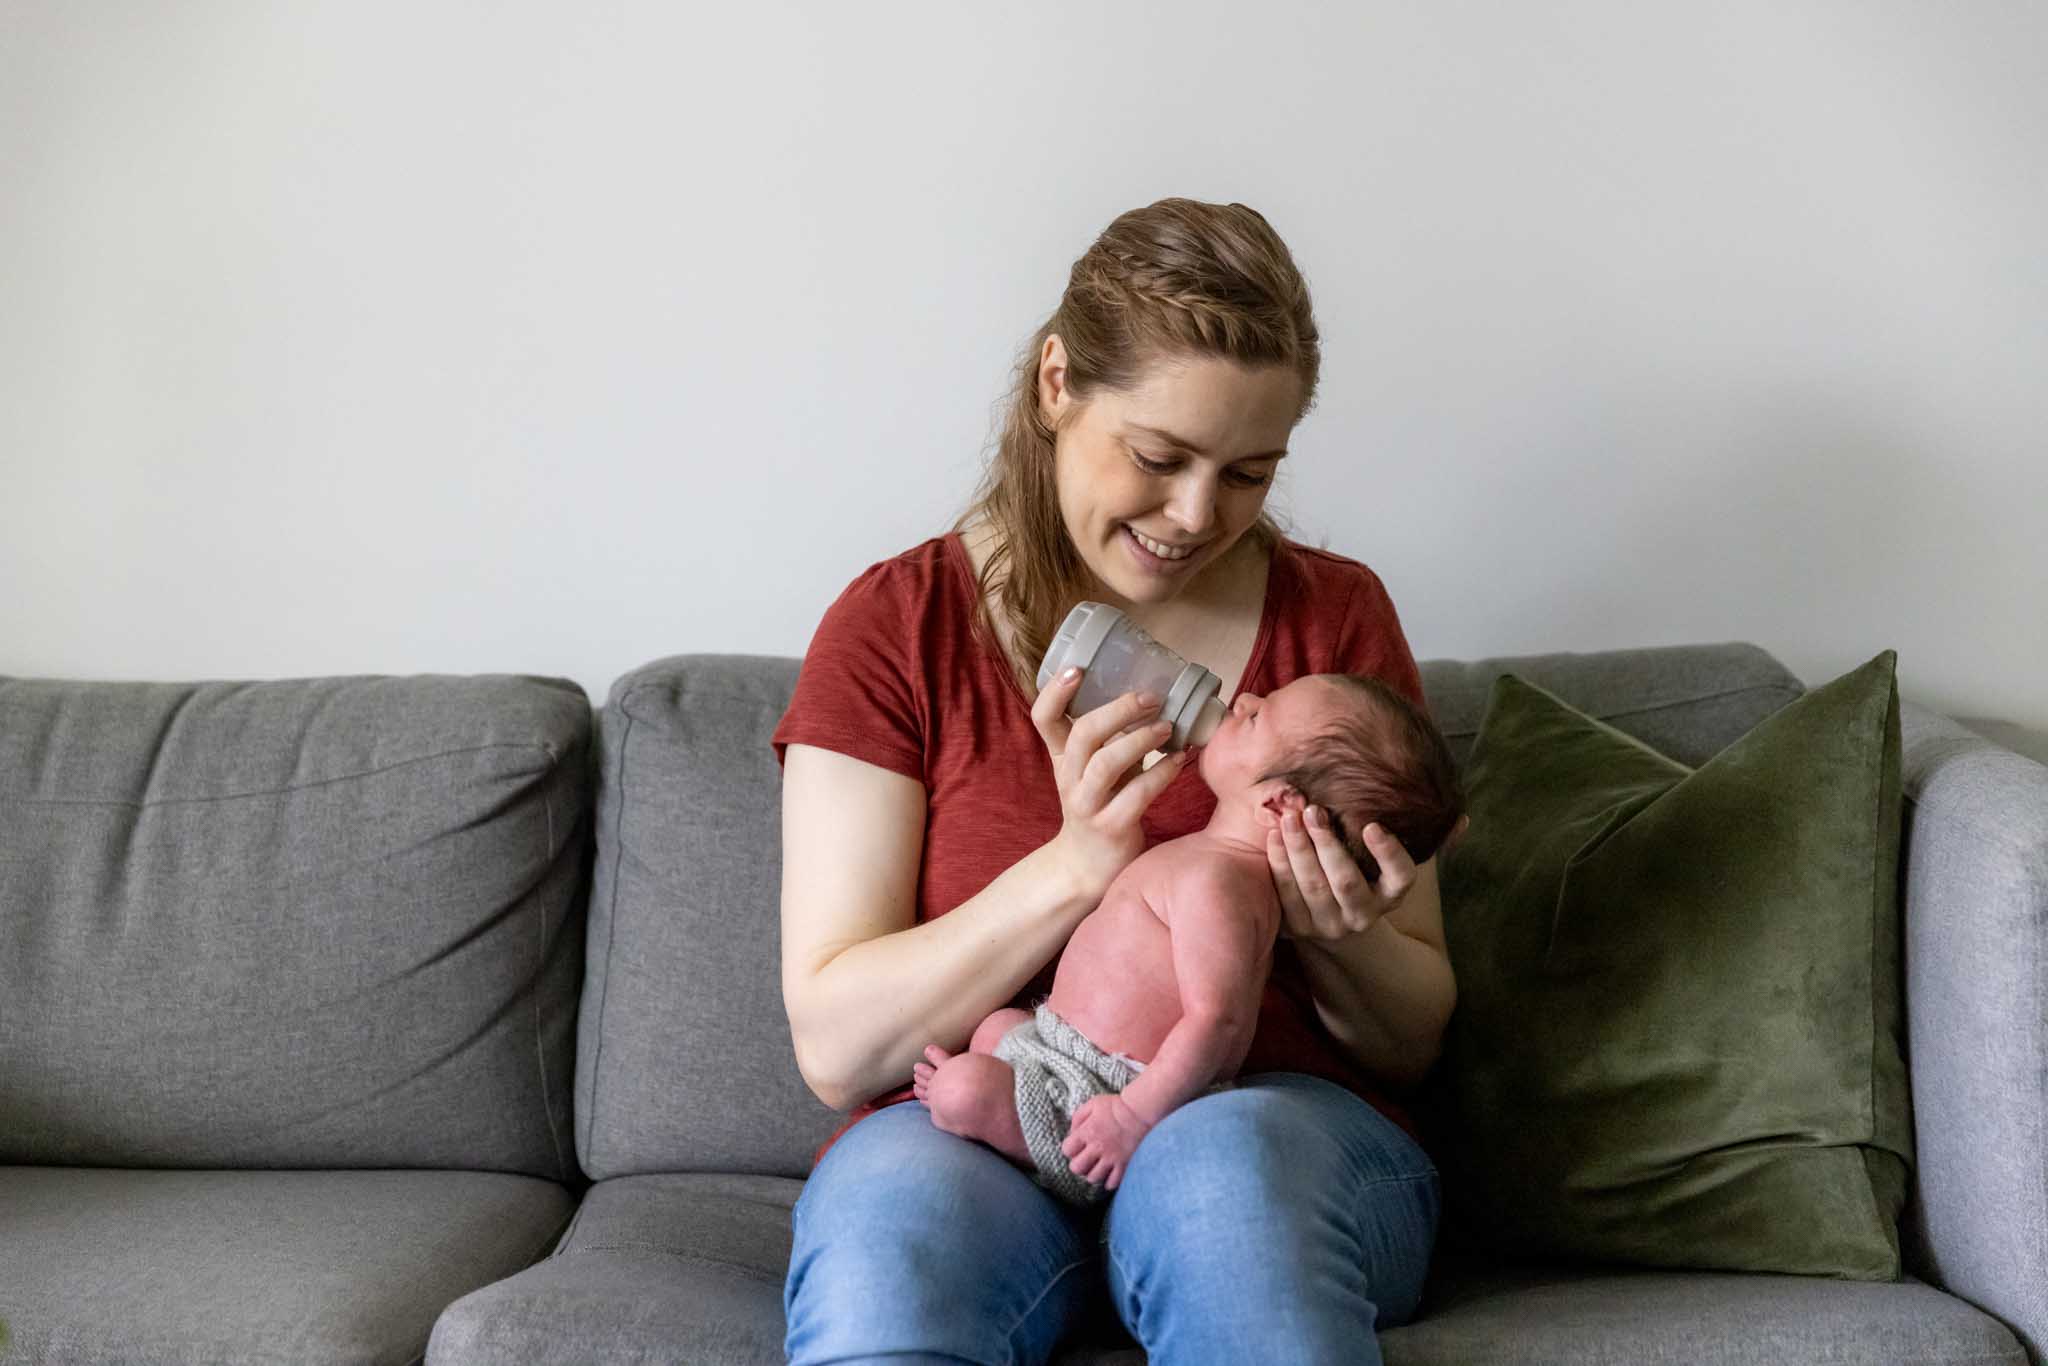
3,2,2042,747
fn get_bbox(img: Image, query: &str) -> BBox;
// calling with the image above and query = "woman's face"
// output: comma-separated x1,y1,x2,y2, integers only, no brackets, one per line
1038,337,1300,608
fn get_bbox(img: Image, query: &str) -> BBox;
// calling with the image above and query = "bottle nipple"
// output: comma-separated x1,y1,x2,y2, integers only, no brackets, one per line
1187,695,1227,748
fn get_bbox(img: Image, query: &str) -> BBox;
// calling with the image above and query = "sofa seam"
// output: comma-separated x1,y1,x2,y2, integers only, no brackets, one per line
549,1191,592,1256
581,701,634,1172
557,1242,784,1284
538,754,569,1186
3,741,557,808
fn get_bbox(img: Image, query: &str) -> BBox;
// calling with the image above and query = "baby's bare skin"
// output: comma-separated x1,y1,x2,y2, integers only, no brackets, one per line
913,675,1354,1194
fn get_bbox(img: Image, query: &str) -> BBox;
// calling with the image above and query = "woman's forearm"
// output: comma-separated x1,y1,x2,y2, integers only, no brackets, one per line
1295,923,1456,1090
792,842,1099,1109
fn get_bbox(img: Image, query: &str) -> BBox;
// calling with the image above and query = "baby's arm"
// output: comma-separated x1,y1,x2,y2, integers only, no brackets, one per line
1062,864,1278,1189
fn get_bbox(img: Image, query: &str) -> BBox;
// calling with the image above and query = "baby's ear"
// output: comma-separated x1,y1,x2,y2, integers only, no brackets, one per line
1255,784,1308,828
1447,814,1471,850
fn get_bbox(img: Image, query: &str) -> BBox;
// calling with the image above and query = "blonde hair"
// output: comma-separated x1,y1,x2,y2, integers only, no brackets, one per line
953,198,1321,693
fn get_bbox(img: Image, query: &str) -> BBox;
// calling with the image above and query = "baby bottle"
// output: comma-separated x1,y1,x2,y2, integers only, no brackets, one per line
1035,602,1228,753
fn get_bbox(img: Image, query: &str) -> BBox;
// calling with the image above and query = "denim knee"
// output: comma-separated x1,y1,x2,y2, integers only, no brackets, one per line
785,1101,1099,1366
1102,1074,1440,1360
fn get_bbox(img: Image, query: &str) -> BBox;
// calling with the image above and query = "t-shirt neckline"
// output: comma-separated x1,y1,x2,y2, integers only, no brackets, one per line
940,528,1286,709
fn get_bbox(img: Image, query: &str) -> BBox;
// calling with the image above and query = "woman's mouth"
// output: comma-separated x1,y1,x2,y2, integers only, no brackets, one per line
1122,524,1203,573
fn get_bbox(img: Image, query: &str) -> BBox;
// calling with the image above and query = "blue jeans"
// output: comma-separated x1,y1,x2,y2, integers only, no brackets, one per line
784,1072,1439,1365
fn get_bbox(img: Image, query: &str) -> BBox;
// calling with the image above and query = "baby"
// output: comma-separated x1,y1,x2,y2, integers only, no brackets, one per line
912,671,1465,1204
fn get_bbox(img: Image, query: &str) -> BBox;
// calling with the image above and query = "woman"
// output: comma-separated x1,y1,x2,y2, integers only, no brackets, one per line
772,198,1458,1365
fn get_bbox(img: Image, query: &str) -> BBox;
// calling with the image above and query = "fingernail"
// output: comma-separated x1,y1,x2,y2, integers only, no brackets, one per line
1305,806,1323,828
1062,666,1080,681
1136,692,1160,708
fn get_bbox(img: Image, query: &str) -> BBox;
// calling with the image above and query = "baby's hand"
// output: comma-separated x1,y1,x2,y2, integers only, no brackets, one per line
1062,1094,1152,1191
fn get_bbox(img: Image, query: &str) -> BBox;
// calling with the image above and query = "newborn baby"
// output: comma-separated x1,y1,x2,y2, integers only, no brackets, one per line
912,671,1465,1204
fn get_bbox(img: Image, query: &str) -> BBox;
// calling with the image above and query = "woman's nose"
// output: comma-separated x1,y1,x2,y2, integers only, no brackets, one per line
1165,473,1218,537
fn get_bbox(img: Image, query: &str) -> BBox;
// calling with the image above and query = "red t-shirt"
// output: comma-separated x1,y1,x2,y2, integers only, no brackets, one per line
771,530,1432,1162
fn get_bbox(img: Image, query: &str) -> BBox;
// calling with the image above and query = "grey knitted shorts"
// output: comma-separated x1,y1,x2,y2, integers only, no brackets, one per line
992,1003,1147,1207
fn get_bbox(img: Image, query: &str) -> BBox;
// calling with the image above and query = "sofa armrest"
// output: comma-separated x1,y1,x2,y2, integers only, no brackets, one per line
1899,701,2048,1360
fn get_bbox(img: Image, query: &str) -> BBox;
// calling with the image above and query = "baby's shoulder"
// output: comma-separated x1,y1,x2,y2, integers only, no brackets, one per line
1155,841,1276,910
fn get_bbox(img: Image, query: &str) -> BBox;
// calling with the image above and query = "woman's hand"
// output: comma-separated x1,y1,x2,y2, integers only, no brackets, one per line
1033,665,1191,900
1267,806,1430,944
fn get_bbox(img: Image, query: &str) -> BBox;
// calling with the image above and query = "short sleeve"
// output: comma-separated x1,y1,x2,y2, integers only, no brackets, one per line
770,564,927,783
1336,567,1427,712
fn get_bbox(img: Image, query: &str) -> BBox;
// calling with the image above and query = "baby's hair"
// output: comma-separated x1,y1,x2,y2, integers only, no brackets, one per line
1256,675,1465,883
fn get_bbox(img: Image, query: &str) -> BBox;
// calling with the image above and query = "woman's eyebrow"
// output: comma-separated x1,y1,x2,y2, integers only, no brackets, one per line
1126,423,1288,462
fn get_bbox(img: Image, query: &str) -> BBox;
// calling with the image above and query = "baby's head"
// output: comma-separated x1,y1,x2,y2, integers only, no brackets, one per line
1198,673,1465,880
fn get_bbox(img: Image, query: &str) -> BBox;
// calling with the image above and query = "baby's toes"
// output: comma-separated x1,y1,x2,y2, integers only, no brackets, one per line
922,1044,953,1067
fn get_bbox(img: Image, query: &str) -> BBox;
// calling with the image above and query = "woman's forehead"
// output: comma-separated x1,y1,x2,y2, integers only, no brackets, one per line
1114,358,1300,447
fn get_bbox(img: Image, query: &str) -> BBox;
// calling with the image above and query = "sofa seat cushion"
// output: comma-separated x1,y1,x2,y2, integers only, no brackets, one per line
1382,1252,2025,1365
422,1174,2023,1366
427,1172,1148,1366
0,1166,574,1365
427,1172,800,1365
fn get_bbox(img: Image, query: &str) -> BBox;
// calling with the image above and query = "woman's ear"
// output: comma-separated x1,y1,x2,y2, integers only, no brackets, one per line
1037,334,1071,424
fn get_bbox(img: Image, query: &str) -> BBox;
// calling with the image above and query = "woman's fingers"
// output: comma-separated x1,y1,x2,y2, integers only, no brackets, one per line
1357,820,1416,905
1029,665,1085,758
1278,810,1336,927
1076,719,1172,809
1101,744,1189,826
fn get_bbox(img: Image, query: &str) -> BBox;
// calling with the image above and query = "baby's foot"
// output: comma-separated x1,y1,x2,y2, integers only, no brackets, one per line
911,1043,953,1105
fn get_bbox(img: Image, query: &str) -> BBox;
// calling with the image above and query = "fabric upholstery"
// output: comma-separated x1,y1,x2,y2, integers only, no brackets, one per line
575,656,842,1180
1417,640,1804,769
426,1173,800,1365
1426,654,1911,1277
0,674,591,1178
419,1177,2024,1366
1894,703,2048,1362
0,1165,574,1365
1378,1251,2025,1365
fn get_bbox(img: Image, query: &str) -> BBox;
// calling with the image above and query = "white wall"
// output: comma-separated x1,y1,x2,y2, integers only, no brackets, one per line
5,2,2044,745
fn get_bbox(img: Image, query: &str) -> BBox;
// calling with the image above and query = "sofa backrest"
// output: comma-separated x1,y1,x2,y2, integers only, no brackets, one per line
575,655,836,1179
0,674,590,1181
575,641,1804,1181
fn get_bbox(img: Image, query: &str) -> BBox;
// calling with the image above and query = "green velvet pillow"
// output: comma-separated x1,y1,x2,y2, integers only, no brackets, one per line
1423,651,1911,1280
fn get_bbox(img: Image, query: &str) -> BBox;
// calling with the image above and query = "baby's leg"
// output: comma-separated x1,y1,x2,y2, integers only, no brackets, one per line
969,1006,1033,1056
910,1004,1035,1167
916,1049,1033,1170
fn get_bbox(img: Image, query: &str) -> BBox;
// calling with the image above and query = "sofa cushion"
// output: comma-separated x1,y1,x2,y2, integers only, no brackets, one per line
421,1179,2021,1366
0,1166,574,1365
1426,653,1911,1278
426,1172,1146,1366
1418,640,1804,770
575,657,842,1180
0,674,590,1178
426,1173,800,1366
1379,1251,2026,1365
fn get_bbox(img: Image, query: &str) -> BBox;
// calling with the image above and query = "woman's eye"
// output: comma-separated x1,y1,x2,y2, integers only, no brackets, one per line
1131,450,1273,488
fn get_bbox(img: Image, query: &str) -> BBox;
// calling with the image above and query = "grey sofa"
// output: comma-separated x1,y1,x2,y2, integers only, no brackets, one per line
2,642,2043,1365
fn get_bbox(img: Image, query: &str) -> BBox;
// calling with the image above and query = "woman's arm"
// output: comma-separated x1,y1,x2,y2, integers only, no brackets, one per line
1289,852,1457,1090
1267,809,1464,1091
779,743,1097,1111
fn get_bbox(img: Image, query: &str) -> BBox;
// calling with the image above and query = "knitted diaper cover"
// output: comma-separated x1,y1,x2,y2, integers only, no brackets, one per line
993,1002,1147,1207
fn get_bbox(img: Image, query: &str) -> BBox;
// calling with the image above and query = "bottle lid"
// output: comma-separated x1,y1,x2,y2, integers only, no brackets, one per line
1163,663,1222,751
